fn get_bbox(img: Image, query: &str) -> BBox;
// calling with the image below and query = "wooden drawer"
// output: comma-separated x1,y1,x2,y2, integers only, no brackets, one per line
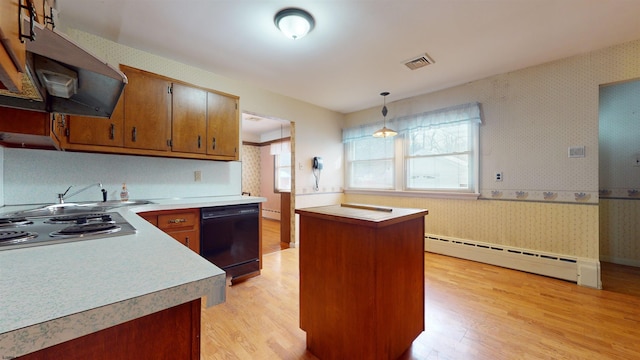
139,208,200,254
157,210,198,230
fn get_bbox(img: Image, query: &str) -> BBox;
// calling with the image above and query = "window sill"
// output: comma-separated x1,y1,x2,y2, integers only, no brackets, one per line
344,189,480,200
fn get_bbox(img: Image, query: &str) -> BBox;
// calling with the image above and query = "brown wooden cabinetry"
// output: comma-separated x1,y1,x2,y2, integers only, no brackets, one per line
140,208,200,254
0,106,60,149
57,65,239,161
17,298,201,360
123,66,171,151
0,0,27,92
172,83,207,154
206,91,238,159
0,0,50,92
66,95,124,147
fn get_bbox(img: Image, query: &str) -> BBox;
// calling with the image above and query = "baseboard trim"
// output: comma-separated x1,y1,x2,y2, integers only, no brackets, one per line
600,255,640,268
424,234,601,289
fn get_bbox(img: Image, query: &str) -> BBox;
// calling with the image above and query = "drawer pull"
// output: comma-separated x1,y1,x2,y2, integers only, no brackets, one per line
186,236,190,246
168,218,187,224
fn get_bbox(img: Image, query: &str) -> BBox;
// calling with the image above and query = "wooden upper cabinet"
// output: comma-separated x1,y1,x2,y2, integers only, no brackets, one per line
171,83,206,154
66,95,124,147
122,65,171,151
0,0,28,92
206,91,238,159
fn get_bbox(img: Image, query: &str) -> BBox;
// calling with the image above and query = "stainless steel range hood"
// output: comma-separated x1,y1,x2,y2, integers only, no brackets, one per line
0,21,126,118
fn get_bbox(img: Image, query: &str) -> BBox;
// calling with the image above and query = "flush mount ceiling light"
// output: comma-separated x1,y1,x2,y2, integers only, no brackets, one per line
274,8,315,40
373,92,397,138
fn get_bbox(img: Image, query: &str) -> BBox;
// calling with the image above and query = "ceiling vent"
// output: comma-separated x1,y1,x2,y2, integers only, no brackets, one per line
403,53,434,70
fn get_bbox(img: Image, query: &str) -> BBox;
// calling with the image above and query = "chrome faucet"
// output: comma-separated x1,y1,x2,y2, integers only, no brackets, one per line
58,183,107,204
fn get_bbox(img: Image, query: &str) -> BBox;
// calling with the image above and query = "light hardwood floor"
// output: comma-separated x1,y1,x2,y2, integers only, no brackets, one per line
201,249,640,360
262,218,282,255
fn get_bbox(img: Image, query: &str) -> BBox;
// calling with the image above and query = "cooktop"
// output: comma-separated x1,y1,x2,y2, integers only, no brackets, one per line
0,212,137,251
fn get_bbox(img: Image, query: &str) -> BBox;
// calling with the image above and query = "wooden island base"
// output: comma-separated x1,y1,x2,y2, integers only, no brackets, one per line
17,299,201,360
296,204,428,360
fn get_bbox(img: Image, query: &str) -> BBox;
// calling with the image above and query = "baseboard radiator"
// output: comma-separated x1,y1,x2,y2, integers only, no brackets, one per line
424,234,601,288
261,208,280,221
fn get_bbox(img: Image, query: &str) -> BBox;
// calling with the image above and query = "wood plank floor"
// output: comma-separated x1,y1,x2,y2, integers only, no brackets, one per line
262,218,282,255
201,249,640,360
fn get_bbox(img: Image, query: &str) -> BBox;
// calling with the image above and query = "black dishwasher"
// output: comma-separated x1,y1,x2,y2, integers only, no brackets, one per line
200,203,260,283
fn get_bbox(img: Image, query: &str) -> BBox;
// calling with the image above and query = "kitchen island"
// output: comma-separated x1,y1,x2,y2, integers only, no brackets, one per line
0,195,264,359
296,203,428,360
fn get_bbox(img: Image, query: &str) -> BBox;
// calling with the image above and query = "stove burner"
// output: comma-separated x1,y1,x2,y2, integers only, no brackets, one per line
50,222,121,238
0,230,38,244
0,217,34,227
46,213,112,224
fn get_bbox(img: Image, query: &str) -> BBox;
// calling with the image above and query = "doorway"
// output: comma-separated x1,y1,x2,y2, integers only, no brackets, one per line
598,78,640,294
241,112,294,255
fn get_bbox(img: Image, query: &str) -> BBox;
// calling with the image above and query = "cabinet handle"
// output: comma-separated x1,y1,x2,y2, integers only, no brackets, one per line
212,137,216,150
186,236,190,247
18,0,36,43
44,5,56,28
132,127,137,142
198,135,201,149
168,218,186,224
109,124,115,140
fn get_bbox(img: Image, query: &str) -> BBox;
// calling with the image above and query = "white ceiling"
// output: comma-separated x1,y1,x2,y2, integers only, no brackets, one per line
57,0,640,116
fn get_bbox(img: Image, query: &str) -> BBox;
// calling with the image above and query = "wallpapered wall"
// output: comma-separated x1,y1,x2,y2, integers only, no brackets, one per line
241,144,261,198
599,80,640,265
344,38,640,261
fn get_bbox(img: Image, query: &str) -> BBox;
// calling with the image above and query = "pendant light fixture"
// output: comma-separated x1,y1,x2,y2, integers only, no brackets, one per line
274,8,315,40
372,92,397,138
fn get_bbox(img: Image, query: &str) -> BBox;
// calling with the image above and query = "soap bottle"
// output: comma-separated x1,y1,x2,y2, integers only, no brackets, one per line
120,183,129,202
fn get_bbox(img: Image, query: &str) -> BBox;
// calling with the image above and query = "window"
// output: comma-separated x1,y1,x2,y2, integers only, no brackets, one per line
345,136,395,189
343,102,481,195
274,153,292,192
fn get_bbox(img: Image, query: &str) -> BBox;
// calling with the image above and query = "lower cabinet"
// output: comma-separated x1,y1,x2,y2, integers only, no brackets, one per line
140,208,200,254
17,299,201,360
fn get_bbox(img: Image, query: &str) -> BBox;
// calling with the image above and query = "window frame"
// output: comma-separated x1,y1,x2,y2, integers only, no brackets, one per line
343,103,481,199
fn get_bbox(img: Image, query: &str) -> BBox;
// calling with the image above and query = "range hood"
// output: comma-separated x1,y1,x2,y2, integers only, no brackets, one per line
0,21,126,118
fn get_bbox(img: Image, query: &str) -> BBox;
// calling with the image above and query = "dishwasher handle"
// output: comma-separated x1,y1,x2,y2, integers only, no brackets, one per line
201,206,259,220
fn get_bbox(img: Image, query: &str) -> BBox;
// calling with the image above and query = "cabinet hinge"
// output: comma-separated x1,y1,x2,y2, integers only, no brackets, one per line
65,128,70,137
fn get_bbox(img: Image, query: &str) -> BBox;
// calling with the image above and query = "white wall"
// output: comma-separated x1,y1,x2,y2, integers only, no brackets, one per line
3,148,240,205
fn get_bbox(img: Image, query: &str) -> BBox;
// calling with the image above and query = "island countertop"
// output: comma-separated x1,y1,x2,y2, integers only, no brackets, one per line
0,195,265,358
295,203,428,227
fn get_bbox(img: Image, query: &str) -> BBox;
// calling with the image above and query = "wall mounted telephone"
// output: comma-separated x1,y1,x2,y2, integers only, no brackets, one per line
312,157,323,191
312,157,323,170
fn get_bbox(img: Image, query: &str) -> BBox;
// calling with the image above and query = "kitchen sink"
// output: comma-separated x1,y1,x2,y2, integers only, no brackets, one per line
4,200,155,218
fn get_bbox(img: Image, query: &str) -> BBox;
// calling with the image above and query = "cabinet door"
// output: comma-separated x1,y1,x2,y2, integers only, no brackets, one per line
122,66,171,151
206,91,238,159
67,95,124,146
0,0,27,92
171,83,206,154
167,229,200,254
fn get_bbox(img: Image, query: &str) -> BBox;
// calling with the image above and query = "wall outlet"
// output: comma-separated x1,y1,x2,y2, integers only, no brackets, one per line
495,172,503,182
194,170,202,182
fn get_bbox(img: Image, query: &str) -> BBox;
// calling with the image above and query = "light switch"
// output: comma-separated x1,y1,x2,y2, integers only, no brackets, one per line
569,146,585,158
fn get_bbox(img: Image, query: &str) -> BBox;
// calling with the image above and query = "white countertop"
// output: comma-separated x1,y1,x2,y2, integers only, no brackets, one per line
0,195,265,358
